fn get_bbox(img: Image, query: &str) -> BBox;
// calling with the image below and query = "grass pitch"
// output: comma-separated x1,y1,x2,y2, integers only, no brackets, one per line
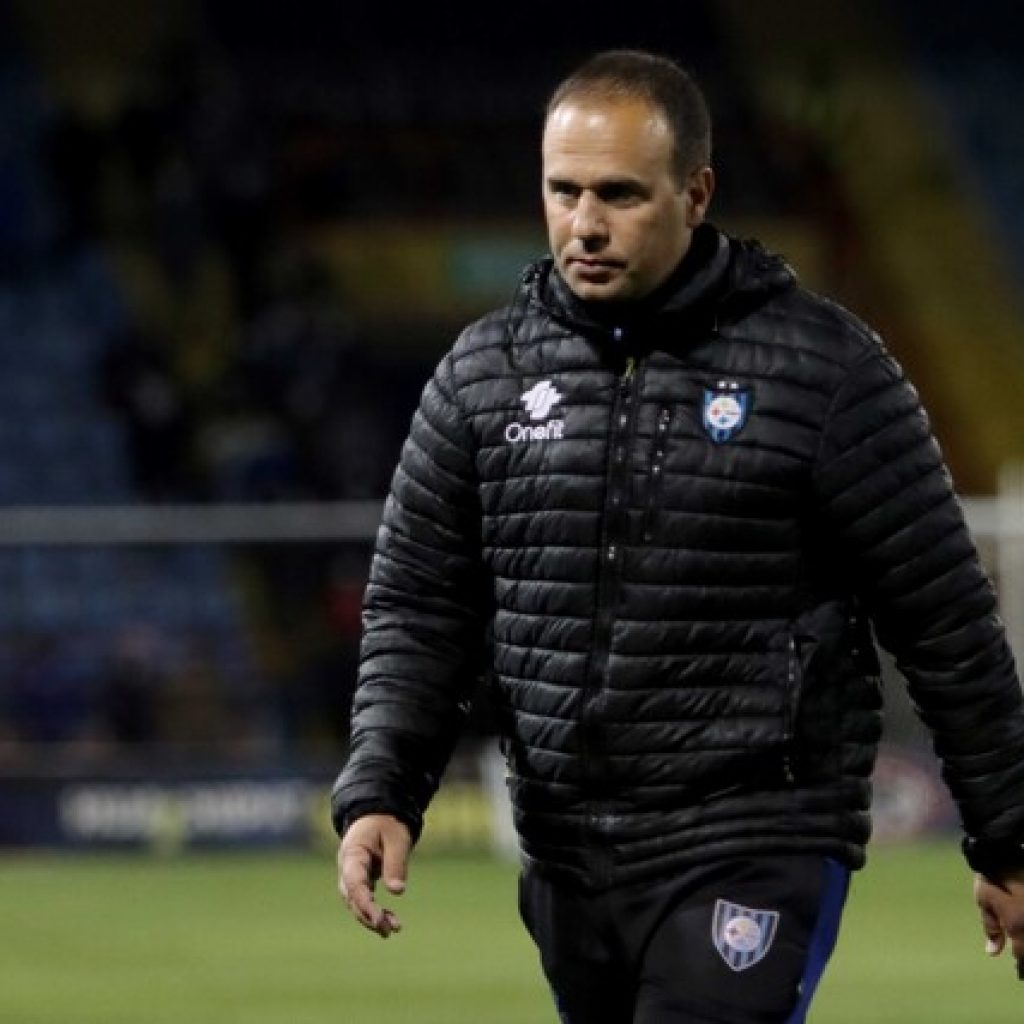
0,841,1019,1023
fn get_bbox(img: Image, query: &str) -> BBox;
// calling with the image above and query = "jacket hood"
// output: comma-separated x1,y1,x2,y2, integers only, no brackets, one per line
507,224,797,354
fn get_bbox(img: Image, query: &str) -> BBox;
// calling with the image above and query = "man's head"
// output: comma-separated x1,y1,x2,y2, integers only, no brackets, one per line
542,49,715,303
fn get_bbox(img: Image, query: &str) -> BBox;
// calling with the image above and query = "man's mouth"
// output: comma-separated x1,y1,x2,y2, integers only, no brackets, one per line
568,258,624,275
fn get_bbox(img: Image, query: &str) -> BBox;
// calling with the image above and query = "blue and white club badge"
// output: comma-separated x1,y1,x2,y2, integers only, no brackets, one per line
712,899,780,972
702,381,751,443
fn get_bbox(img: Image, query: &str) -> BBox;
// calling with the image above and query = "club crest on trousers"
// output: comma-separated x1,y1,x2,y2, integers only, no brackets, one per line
712,899,780,971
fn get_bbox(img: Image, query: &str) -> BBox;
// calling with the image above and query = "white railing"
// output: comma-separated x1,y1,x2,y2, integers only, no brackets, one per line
0,501,385,545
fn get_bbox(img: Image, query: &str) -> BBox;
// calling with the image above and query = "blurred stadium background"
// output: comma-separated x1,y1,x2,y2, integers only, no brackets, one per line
1,0,1024,1020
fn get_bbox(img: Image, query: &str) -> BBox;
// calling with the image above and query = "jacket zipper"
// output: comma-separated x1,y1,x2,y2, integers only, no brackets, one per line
590,354,636,682
581,353,638,880
586,354,636,690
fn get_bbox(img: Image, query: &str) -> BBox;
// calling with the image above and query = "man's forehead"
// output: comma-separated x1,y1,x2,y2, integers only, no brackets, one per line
542,97,673,179
543,95,670,144
540,113,675,189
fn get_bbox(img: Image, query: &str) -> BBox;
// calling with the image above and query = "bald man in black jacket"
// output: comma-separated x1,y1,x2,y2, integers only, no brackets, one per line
332,49,1024,1023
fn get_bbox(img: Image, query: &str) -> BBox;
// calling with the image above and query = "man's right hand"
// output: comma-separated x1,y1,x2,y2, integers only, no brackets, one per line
337,814,412,938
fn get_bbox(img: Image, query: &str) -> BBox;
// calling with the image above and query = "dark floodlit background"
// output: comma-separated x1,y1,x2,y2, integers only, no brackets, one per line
1,0,1024,900
3,3,1024,1022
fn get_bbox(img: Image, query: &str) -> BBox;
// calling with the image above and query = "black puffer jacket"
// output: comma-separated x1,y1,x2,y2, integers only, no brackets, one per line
332,225,1024,888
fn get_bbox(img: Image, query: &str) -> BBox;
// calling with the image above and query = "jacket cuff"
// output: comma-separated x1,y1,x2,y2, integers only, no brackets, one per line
962,835,1024,878
331,797,423,844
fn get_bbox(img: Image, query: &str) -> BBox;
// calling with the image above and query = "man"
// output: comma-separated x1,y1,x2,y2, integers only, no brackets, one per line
332,49,1024,1022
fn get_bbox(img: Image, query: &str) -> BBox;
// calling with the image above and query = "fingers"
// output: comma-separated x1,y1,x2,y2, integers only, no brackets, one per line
381,822,412,896
339,840,389,935
336,815,412,939
973,873,1024,973
997,873,1024,970
976,875,1007,956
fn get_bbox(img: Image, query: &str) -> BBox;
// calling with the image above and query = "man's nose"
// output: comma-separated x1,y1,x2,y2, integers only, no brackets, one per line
572,193,608,247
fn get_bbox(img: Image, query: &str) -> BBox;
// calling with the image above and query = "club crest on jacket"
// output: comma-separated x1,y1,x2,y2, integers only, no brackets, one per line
703,381,751,443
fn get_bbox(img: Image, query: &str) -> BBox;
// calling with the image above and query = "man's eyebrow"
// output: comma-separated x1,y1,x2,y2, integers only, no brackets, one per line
596,177,647,193
545,175,647,192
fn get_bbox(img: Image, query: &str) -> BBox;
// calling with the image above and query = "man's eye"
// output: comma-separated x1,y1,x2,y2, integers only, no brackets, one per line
598,185,641,205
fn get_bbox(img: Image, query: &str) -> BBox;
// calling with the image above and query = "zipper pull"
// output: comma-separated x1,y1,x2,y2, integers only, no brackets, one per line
623,356,636,380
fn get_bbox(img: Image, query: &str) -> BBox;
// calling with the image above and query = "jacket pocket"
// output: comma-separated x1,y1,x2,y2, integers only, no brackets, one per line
642,406,673,543
786,600,878,782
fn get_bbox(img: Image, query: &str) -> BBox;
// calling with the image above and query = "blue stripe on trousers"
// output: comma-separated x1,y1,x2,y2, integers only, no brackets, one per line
785,858,850,1024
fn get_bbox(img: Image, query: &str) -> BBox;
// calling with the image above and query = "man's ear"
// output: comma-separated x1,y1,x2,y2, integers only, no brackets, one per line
685,166,715,228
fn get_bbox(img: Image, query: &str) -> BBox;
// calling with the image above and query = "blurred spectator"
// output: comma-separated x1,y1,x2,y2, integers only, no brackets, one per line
158,638,228,750
197,406,300,501
98,324,200,499
99,624,170,745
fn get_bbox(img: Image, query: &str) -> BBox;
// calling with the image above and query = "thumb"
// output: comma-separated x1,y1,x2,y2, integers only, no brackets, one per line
381,822,412,895
979,900,1006,956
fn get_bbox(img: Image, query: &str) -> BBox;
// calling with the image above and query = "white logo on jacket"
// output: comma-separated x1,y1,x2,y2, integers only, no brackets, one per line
506,380,565,444
521,380,562,420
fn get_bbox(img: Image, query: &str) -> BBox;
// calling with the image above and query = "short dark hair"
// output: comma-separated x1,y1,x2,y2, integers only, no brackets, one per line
545,49,712,182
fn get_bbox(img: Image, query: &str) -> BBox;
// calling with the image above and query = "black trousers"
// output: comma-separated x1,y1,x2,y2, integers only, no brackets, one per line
519,854,849,1024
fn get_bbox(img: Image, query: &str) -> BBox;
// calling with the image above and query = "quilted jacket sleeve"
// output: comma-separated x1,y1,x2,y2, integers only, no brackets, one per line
813,349,1024,845
330,351,490,841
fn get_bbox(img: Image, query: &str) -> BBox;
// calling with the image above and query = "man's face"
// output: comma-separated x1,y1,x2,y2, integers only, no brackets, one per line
542,96,713,303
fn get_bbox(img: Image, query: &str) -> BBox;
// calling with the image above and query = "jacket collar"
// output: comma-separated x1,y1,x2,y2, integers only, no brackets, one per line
545,222,730,331
515,224,795,353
